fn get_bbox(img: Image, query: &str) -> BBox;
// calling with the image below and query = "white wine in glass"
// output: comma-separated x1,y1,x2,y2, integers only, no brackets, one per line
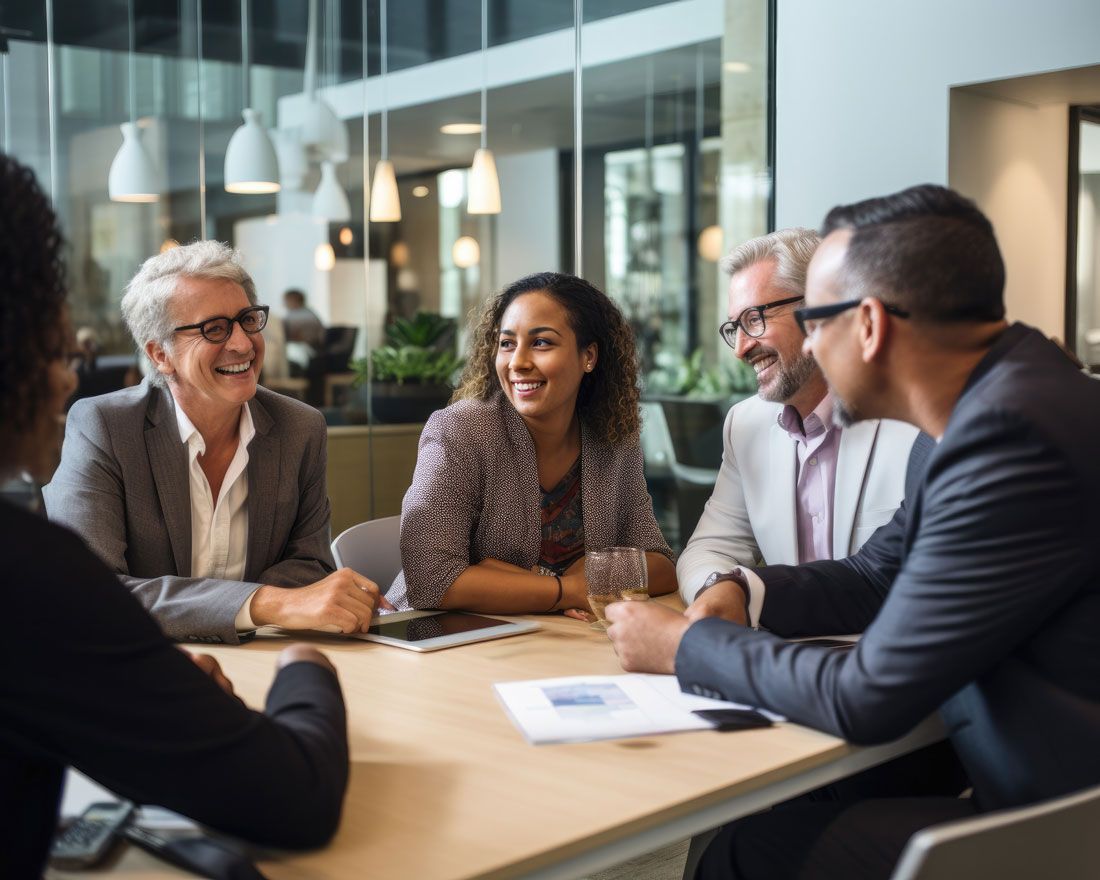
585,548,649,629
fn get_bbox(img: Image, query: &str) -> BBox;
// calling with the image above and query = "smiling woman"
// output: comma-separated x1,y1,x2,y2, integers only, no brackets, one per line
388,271,677,616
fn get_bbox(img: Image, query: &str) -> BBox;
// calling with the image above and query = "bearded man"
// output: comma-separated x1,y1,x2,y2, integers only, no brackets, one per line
677,228,918,632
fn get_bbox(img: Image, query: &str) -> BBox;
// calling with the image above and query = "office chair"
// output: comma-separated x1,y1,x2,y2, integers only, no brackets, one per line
331,515,402,593
890,782,1100,880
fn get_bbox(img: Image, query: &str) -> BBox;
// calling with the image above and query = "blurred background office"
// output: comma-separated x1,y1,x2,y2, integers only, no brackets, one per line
2,0,1098,549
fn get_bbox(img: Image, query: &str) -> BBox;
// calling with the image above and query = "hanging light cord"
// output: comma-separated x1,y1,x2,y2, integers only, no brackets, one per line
573,0,583,274
127,0,136,123
240,0,250,108
380,0,388,160
480,0,487,150
197,0,206,236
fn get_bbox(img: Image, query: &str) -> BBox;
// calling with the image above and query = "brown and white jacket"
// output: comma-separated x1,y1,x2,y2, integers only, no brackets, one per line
387,392,673,609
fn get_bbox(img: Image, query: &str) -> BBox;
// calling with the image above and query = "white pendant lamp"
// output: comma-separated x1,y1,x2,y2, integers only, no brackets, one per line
468,148,500,214
271,129,308,191
301,99,349,162
109,123,159,203
109,0,159,202
467,0,501,215
301,0,349,162
369,0,401,222
224,0,280,194
370,159,400,222
308,0,350,217
312,160,351,220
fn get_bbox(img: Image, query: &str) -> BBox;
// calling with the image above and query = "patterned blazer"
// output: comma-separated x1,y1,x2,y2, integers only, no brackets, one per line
388,393,673,609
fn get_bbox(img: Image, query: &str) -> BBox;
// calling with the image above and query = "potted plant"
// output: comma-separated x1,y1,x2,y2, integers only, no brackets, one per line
347,313,464,424
644,347,757,403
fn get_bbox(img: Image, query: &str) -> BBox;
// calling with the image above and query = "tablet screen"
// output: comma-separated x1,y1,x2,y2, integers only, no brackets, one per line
367,612,508,642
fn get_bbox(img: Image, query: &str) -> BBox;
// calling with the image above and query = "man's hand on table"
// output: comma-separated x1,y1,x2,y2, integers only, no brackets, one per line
186,650,239,699
605,600,692,674
277,644,338,675
685,580,749,626
249,568,395,633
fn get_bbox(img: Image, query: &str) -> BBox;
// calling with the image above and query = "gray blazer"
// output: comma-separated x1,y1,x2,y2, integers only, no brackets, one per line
44,381,335,644
388,393,673,609
676,325,1100,811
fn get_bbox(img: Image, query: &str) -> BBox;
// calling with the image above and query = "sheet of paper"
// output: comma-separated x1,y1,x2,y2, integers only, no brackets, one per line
493,673,783,745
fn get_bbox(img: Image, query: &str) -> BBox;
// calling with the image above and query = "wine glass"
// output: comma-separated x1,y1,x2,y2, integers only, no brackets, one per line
585,547,649,630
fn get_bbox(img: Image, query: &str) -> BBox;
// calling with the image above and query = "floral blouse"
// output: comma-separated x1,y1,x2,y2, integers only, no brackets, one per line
538,456,584,575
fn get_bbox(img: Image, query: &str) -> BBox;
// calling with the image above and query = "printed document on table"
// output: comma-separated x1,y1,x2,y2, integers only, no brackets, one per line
493,673,784,745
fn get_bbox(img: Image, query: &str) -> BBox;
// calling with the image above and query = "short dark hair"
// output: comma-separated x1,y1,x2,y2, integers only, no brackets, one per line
821,184,1005,322
0,154,68,472
453,271,641,444
283,288,306,306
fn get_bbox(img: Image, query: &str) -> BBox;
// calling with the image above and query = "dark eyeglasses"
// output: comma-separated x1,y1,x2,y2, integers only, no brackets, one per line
794,299,910,337
719,295,804,348
173,305,270,343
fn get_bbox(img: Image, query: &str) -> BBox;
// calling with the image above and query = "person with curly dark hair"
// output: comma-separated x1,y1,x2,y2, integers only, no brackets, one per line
0,154,349,877
387,271,675,615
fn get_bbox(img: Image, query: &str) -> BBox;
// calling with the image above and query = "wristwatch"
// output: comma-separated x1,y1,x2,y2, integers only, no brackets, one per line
701,569,752,608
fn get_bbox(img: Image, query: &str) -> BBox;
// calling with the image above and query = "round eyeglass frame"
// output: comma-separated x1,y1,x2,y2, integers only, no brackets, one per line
719,295,804,348
172,305,270,344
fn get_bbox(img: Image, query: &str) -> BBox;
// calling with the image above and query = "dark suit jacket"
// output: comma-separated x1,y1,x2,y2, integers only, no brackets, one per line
389,392,673,609
0,502,348,879
751,431,936,637
43,381,336,644
677,324,1100,811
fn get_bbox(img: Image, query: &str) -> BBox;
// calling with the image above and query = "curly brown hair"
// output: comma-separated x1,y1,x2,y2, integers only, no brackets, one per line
0,155,69,474
453,272,641,444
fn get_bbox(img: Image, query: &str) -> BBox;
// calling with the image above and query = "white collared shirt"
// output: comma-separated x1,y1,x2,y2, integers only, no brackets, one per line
173,399,257,629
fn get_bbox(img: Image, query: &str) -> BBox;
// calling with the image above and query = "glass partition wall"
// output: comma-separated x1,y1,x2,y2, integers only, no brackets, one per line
6,0,771,549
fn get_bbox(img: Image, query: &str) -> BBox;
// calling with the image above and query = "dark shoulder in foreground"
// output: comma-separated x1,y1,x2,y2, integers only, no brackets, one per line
963,324,1100,428
1,500,165,638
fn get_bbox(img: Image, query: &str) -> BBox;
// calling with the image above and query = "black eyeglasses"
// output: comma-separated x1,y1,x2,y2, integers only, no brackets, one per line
173,305,270,343
719,295,804,348
794,299,909,338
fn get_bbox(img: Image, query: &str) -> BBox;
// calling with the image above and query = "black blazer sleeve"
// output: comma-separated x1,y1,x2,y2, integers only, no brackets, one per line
1,516,349,850
676,416,1086,744
755,432,936,636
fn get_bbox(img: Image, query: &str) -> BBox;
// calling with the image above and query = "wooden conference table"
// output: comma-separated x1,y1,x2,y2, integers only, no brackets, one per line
56,602,943,879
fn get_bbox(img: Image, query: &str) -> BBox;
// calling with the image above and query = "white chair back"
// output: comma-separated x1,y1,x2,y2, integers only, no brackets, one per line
890,783,1100,880
331,516,402,593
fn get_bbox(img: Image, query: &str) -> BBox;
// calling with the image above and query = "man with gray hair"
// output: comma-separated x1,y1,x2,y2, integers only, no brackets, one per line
677,228,918,631
46,240,390,644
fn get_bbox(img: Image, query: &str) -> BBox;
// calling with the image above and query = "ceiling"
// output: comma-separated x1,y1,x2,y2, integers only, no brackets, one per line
0,0,672,74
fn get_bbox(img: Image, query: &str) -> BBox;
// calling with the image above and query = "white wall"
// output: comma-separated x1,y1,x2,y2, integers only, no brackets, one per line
774,0,1100,228
493,149,562,286
948,92,1068,337
235,215,387,361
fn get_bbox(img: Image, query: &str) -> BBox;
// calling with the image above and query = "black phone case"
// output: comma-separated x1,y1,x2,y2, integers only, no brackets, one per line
693,708,774,731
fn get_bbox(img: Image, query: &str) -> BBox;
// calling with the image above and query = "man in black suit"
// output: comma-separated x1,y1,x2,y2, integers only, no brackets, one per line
607,184,1100,879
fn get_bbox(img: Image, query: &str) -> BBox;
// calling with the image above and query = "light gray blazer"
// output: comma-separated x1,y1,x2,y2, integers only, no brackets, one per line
388,393,673,609
677,394,918,603
43,380,335,644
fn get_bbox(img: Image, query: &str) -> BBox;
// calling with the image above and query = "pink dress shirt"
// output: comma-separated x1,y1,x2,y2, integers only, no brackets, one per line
777,394,842,564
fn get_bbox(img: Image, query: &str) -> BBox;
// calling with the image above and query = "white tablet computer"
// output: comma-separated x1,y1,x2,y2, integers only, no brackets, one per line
349,609,540,652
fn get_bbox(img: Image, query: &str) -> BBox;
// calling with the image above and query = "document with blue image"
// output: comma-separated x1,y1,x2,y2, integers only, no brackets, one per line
493,674,782,744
